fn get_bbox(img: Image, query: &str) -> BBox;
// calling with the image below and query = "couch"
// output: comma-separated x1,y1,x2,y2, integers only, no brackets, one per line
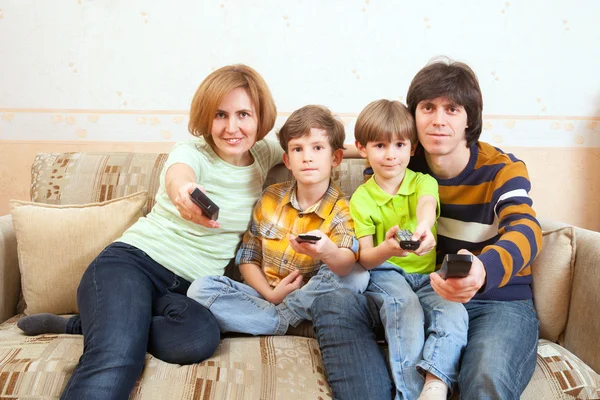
0,151,598,399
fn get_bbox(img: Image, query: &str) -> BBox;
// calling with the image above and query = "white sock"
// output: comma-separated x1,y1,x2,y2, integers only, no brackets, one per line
418,380,448,400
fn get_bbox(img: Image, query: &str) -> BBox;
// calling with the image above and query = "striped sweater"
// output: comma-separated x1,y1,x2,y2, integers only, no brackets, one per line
408,142,543,301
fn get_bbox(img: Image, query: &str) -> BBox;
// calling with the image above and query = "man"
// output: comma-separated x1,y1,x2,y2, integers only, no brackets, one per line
311,57,542,400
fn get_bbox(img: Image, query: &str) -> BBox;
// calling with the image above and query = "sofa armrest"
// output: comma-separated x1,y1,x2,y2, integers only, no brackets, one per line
561,225,600,373
0,214,20,322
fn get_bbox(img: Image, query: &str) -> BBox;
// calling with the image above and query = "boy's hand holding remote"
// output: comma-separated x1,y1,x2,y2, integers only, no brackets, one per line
383,226,411,258
290,231,333,258
411,221,436,256
429,249,487,303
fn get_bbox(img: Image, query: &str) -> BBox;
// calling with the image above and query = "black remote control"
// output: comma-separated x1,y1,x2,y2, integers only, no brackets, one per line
395,229,420,251
190,188,220,221
296,234,321,243
437,254,473,279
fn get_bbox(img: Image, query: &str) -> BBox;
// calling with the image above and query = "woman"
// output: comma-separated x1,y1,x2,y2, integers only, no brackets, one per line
18,64,283,400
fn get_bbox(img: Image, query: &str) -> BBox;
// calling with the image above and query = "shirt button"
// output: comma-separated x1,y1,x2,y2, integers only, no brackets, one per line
298,214,304,218
397,207,403,211
401,217,406,224
283,260,288,264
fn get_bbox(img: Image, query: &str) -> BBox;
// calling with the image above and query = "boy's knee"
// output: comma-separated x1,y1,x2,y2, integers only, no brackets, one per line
187,276,226,299
348,267,370,293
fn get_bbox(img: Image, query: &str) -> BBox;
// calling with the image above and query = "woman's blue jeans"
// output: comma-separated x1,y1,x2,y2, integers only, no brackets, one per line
60,242,221,400
312,289,539,400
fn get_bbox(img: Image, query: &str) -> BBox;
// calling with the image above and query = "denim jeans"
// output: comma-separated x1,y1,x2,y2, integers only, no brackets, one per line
366,264,468,399
188,263,369,335
459,299,540,400
60,242,221,400
312,290,539,400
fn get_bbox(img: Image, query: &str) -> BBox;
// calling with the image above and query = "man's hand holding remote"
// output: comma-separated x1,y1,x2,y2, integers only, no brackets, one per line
430,249,487,303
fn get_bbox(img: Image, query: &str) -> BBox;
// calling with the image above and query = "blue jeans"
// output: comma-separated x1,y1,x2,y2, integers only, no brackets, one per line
312,290,539,400
61,242,221,400
188,263,369,335
459,299,540,400
366,264,468,399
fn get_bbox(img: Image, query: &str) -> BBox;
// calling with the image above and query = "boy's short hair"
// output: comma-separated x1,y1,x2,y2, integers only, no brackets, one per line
406,56,483,146
277,105,346,152
354,100,417,147
188,64,277,142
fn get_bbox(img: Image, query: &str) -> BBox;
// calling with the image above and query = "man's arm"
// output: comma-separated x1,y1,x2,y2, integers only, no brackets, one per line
431,161,542,302
476,161,542,291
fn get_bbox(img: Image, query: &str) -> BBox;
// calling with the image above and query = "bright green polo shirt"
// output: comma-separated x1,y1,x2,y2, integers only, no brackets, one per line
350,168,440,274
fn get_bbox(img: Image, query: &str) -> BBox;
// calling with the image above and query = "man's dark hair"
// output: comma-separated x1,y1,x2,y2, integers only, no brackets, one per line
406,57,483,146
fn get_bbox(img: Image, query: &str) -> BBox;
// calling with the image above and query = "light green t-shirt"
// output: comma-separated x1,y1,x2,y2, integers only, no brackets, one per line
118,137,284,282
350,168,440,274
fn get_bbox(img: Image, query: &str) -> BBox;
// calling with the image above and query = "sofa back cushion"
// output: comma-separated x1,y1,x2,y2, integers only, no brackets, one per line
31,152,367,209
530,226,575,342
31,152,167,214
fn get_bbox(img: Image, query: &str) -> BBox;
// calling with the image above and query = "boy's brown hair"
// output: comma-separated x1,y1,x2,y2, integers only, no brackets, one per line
188,64,277,143
277,105,346,152
406,57,483,146
354,100,417,146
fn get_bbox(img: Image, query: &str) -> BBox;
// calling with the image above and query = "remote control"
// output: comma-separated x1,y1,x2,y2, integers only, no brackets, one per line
436,254,473,279
296,234,322,243
190,188,220,221
395,229,421,251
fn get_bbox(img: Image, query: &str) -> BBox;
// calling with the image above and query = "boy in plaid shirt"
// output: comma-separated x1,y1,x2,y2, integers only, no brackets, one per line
187,105,368,335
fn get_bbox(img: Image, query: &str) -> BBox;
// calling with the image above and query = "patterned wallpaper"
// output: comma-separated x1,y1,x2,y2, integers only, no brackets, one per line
0,0,599,147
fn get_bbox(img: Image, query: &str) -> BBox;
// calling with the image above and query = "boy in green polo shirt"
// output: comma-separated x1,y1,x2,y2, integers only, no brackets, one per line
350,100,468,400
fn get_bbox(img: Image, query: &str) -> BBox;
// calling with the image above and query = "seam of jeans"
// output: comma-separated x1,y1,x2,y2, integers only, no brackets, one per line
384,297,412,396
171,293,190,321
513,316,540,390
200,284,224,309
276,302,301,329
319,270,341,290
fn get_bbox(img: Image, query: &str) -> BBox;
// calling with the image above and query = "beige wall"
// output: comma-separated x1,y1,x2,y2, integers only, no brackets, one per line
1,141,598,232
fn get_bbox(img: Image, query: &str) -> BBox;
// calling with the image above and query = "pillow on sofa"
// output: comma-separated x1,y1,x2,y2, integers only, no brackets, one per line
9,191,147,315
522,339,600,399
530,226,575,342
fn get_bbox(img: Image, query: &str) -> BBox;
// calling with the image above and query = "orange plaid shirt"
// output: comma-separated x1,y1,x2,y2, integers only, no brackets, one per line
235,180,358,287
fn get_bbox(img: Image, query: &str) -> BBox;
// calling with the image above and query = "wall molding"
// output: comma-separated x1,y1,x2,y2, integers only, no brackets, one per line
1,108,599,121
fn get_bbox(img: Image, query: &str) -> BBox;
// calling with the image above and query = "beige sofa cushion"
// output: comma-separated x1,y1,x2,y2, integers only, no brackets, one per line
9,191,147,315
0,317,331,399
531,226,575,342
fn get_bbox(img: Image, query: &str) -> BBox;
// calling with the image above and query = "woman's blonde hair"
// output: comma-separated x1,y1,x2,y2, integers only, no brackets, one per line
188,64,277,142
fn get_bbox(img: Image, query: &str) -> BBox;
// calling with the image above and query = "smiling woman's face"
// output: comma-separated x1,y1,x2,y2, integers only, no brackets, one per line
210,87,258,166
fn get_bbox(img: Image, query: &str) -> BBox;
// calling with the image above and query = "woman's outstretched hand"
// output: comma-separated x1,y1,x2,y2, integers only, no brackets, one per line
174,182,220,228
